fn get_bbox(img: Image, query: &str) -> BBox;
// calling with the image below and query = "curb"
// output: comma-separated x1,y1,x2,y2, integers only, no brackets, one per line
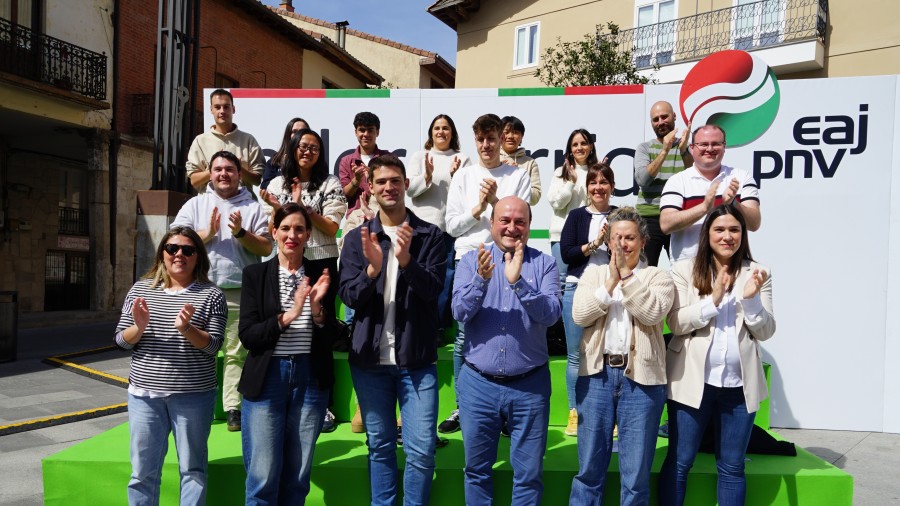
0,346,128,436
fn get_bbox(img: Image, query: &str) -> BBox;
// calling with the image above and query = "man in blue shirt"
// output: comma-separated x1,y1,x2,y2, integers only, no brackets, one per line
452,195,561,505
339,154,447,505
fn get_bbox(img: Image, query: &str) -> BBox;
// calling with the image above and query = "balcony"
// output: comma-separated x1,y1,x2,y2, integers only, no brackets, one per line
0,16,107,101
599,0,828,82
58,207,89,236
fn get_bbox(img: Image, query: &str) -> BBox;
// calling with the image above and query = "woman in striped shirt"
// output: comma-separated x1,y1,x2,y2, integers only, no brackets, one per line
115,226,227,506
238,202,337,503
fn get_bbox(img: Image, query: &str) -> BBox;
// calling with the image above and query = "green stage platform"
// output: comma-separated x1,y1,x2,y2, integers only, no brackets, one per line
43,346,850,505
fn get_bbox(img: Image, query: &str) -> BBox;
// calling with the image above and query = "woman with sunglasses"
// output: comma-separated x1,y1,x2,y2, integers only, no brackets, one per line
659,204,775,506
115,226,227,505
238,202,336,503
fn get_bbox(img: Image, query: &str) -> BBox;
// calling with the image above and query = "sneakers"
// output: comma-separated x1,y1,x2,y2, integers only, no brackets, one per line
658,421,669,438
438,409,460,433
227,410,241,432
321,408,336,433
351,404,365,433
565,408,578,436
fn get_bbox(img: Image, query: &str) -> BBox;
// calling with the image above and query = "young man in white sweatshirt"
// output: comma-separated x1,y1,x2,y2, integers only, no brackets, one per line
440,114,531,433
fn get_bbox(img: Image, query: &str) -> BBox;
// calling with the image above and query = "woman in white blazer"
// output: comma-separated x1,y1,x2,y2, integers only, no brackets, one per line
658,204,776,506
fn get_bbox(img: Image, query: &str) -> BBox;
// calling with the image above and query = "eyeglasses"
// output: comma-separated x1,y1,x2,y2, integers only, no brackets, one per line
297,143,320,154
693,142,725,150
164,244,197,257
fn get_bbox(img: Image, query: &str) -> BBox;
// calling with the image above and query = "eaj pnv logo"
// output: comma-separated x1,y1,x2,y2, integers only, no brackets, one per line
679,50,780,147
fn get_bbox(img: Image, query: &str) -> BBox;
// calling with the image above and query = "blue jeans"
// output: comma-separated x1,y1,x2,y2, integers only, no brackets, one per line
550,241,568,280
242,355,329,505
658,385,757,506
127,389,215,506
457,362,551,506
569,368,666,506
437,233,456,329
452,259,463,391
350,363,439,506
561,281,582,410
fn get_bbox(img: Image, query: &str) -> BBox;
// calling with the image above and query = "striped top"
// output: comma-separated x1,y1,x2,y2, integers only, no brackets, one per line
633,139,688,217
273,265,314,356
116,280,227,393
264,175,347,261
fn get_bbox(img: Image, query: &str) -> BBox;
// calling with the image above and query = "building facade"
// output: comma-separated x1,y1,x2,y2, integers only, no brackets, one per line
430,0,900,86
1,0,380,314
274,1,455,89
0,0,114,312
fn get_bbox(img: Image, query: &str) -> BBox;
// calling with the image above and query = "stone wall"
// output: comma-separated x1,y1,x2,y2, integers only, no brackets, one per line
0,151,78,312
112,140,154,308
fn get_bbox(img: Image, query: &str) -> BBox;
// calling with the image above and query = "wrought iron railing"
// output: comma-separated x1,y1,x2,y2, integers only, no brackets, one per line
598,0,828,69
0,16,107,100
58,207,89,236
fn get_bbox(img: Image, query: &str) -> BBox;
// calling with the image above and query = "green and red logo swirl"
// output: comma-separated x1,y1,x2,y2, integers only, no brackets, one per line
679,50,780,147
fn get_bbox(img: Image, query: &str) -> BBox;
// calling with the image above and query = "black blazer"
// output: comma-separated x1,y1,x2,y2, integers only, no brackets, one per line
238,257,337,399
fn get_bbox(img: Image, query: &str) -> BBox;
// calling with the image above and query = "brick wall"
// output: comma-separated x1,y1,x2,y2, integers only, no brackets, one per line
116,0,305,139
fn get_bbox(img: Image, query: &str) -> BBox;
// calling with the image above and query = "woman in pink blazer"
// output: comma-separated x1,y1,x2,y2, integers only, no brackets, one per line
659,204,776,506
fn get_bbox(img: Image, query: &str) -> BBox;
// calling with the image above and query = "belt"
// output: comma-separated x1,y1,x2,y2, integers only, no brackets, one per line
465,361,546,384
604,353,628,368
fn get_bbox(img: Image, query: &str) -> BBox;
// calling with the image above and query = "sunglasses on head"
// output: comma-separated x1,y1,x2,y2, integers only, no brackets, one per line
164,244,197,257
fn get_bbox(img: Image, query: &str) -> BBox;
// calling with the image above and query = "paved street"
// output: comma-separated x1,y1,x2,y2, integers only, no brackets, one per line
0,312,897,505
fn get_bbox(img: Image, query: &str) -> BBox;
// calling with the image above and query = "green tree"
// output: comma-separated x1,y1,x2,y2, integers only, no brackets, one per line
535,22,655,87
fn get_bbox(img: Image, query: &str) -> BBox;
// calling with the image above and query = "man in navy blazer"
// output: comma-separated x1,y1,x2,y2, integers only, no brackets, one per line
339,153,447,505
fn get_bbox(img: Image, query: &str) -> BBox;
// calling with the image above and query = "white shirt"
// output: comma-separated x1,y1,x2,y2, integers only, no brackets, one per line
566,209,611,283
406,148,472,232
699,289,766,387
379,225,401,365
593,265,643,355
547,164,589,241
659,165,760,262
445,163,531,259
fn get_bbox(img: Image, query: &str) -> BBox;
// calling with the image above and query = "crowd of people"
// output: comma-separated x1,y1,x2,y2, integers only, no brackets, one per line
115,88,776,506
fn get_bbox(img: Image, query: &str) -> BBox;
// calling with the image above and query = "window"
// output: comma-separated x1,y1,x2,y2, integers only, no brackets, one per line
634,0,676,68
321,78,341,89
214,73,239,88
0,0,41,29
513,22,540,69
734,0,785,50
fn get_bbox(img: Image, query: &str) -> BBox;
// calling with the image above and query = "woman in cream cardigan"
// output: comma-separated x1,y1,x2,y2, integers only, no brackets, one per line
658,204,776,506
569,207,675,505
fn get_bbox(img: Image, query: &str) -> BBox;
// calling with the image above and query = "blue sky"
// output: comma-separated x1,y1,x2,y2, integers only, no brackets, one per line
261,0,458,66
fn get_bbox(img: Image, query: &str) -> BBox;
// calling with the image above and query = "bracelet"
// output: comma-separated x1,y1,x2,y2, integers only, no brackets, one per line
233,228,246,238
620,271,635,282
311,307,325,318
351,180,359,188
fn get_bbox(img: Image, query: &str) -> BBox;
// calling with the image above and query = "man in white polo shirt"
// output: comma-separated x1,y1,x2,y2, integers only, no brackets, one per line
659,125,761,262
